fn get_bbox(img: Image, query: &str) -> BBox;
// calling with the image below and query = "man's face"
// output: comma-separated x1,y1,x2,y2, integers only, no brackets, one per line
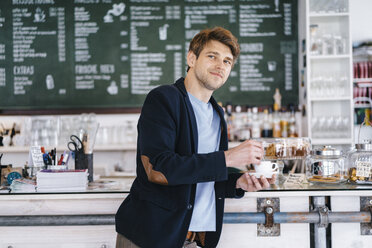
188,40,234,91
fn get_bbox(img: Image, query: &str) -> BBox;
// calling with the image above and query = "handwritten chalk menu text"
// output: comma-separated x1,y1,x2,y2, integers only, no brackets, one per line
0,0,298,109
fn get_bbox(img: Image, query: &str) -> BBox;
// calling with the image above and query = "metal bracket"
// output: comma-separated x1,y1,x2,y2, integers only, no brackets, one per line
317,206,329,228
257,197,280,237
360,196,372,235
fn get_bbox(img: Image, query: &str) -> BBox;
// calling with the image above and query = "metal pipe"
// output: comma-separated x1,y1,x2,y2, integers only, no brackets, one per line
223,212,265,223
0,215,115,226
313,196,327,248
0,211,370,226
223,211,371,224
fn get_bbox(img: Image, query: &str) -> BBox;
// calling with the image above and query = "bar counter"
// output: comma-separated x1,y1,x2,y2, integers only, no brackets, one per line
1,178,372,248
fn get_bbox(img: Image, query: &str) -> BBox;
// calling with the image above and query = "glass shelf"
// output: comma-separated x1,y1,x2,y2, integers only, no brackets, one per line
309,12,349,17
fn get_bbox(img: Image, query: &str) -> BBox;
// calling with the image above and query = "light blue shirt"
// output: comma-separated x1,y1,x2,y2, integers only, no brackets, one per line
188,92,221,232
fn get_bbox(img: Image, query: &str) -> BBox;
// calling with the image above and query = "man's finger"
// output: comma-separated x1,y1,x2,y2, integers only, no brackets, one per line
251,175,262,191
245,173,253,186
252,158,261,165
260,176,270,188
269,174,277,184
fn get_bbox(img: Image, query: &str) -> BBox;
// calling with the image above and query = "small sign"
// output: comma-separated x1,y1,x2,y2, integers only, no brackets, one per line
28,146,44,168
356,161,372,178
283,173,307,186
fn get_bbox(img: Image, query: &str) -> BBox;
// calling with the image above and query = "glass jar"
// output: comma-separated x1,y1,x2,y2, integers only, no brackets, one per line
306,146,346,183
259,137,311,160
346,142,372,184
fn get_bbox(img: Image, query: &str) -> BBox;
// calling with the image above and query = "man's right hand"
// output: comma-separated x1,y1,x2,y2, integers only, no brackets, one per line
224,139,264,169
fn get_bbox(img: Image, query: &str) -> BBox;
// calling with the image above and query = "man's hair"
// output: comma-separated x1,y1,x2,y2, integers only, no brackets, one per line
187,26,240,72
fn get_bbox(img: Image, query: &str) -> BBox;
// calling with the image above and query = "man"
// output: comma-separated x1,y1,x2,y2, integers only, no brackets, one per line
115,27,275,248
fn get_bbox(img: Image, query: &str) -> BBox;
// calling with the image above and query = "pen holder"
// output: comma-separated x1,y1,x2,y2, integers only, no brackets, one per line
75,151,93,182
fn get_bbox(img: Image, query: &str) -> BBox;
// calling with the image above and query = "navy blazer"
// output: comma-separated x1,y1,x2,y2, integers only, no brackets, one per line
115,78,244,248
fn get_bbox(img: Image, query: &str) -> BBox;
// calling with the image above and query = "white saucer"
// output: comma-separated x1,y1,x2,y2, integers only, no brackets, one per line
248,171,278,178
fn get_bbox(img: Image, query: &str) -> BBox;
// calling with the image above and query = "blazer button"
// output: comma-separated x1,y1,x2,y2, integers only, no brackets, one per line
187,204,193,210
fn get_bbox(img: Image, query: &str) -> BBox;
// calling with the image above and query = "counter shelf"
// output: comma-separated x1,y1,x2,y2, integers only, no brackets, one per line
2,176,372,194
263,156,306,161
0,177,134,195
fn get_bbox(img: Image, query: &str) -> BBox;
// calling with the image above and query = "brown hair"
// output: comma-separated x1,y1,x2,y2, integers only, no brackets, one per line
187,27,240,72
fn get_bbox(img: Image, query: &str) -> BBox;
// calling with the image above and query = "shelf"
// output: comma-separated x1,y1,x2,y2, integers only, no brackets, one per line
354,97,372,109
95,144,137,151
309,54,350,60
0,144,137,153
310,96,351,101
353,78,372,87
303,0,353,146
309,12,349,17
353,78,372,83
355,83,372,88
311,138,353,145
103,172,136,178
355,103,372,109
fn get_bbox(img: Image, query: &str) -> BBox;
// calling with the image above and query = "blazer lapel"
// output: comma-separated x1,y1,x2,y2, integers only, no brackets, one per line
209,96,228,151
174,78,199,153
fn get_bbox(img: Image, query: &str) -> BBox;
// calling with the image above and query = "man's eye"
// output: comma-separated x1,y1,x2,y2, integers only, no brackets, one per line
224,60,232,65
208,55,215,59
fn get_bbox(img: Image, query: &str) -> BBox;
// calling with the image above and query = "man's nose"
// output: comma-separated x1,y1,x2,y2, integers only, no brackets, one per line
215,59,224,70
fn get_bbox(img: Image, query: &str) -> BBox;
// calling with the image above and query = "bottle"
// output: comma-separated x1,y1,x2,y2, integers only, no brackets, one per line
233,105,243,141
251,107,261,138
273,88,282,110
240,107,252,141
246,107,253,135
261,109,273,137
272,103,281,138
280,108,289,138
288,105,298,137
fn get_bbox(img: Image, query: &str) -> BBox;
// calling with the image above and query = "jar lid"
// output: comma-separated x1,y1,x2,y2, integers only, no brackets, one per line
355,141,372,151
311,146,342,156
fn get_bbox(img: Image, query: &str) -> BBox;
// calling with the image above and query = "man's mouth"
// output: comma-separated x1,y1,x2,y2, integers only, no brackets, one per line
210,72,223,78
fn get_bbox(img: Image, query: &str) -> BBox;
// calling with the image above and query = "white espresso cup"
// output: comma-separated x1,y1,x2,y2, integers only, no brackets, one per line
253,161,279,178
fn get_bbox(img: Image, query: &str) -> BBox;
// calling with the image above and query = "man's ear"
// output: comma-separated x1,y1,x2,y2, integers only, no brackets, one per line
187,51,196,69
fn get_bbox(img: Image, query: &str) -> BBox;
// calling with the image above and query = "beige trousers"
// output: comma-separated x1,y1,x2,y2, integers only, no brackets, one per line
116,233,140,248
115,232,200,248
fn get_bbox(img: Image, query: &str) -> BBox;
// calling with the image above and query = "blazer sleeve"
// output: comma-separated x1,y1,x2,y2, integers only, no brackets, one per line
225,173,245,198
138,87,228,186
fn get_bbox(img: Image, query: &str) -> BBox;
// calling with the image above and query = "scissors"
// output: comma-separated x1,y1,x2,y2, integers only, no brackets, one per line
67,135,84,153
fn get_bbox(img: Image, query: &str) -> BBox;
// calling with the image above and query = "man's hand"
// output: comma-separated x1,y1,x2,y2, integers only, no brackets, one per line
224,139,264,169
236,173,276,192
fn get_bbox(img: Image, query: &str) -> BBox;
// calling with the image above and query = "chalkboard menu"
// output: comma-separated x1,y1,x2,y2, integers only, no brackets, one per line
0,0,298,110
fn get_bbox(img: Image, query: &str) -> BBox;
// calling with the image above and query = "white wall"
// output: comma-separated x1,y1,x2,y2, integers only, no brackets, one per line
350,0,372,142
350,0,372,42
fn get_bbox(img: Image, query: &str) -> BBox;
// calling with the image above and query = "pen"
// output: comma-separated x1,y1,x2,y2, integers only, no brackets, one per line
43,153,52,166
58,154,64,165
62,151,70,166
54,148,57,165
82,133,88,154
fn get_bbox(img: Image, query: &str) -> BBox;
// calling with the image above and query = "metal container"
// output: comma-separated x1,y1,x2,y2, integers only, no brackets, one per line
347,141,372,184
306,146,346,183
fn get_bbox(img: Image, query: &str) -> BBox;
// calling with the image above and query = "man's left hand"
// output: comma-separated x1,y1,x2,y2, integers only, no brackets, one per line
236,173,276,192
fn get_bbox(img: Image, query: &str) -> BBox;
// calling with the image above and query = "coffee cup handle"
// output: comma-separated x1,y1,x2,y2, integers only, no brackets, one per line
272,163,278,171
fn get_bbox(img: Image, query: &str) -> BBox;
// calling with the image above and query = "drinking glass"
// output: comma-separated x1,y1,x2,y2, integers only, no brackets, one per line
322,34,333,55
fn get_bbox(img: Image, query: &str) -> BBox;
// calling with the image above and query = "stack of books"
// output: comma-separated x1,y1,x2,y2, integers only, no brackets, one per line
10,178,36,193
36,169,88,192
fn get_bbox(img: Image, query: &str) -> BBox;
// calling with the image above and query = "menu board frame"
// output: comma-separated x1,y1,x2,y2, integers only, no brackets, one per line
0,0,298,112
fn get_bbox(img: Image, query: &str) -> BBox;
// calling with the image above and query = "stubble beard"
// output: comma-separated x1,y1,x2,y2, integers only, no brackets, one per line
195,69,224,91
